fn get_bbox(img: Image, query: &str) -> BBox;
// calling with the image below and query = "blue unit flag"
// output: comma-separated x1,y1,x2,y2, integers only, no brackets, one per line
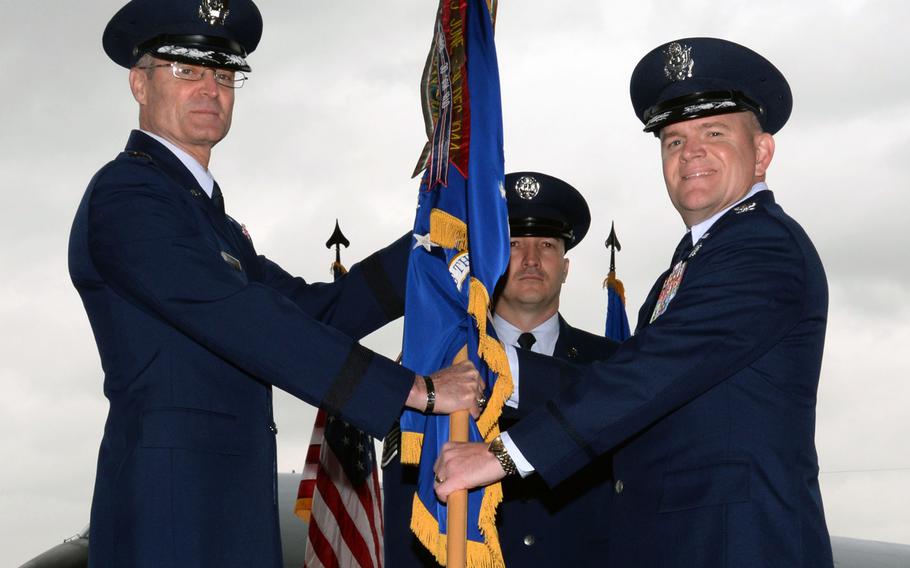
399,0,510,566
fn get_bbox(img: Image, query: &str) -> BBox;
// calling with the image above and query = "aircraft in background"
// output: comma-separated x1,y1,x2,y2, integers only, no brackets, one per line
19,472,910,568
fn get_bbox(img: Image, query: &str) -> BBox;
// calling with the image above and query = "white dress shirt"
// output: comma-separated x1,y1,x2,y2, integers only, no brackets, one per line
141,130,216,197
491,312,560,409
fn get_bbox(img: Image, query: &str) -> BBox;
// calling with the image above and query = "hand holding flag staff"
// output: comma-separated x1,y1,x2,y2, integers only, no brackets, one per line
399,0,509,566
295,221,386,568
603,221,631,342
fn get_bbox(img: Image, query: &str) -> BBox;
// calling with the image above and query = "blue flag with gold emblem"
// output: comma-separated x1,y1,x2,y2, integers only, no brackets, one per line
399,0,509,565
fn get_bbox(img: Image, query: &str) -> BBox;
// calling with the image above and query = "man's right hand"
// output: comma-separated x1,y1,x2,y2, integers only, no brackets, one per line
406,360,484,418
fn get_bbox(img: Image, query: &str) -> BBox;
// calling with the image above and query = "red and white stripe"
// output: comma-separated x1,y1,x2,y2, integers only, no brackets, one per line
298,410,384,568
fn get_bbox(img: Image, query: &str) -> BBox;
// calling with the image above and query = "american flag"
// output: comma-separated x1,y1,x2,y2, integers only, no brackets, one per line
295,410,384,568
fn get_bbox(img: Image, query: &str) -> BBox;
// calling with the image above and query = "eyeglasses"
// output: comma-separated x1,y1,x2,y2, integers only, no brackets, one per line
138,61,247,89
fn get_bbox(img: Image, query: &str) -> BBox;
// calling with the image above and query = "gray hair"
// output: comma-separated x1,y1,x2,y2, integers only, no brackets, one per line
134,53,157,78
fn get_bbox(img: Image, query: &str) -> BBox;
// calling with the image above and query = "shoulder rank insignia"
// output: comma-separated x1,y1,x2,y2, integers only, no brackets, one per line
734,201,757,214
125,150,152,160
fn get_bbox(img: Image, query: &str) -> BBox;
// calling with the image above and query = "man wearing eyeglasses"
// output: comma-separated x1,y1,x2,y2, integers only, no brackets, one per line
69,1,483,566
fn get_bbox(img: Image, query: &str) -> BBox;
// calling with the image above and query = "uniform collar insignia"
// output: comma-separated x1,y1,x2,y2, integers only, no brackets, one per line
734,201,757,214
199,0,230,26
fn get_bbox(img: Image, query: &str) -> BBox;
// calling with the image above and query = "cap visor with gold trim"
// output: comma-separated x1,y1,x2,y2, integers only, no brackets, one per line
103,0,262,72
630,37,792,135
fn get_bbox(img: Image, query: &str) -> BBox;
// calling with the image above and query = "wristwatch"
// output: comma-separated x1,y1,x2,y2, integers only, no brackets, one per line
488,435,518,476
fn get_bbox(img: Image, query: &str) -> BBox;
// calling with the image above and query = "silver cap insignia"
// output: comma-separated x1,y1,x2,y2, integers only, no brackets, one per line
199,0,230,26
663,42,694,82
514,176,540,200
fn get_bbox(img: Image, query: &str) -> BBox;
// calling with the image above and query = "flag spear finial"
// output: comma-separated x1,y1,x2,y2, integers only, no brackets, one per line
325,220,350,276
605,221,621,273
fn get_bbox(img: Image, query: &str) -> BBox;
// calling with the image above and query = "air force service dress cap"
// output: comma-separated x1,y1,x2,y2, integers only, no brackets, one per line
103,0,263,72
630,37,792,135
505,171,591,251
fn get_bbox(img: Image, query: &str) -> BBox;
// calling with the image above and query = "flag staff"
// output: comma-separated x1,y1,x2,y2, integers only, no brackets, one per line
448,347,470,567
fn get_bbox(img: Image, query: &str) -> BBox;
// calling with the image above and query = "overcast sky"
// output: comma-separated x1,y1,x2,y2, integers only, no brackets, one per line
2,0,909,564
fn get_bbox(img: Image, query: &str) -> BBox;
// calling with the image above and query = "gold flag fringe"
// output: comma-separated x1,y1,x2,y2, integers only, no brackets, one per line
430,209,470,250
467,277,514,439
602,271,626,303
401,431,425,465
402,207,512,567
294,497,313,523
410,480,506,567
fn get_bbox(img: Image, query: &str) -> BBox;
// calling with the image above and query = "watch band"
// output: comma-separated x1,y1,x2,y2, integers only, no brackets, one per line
423,375,436,414
488,435,518,476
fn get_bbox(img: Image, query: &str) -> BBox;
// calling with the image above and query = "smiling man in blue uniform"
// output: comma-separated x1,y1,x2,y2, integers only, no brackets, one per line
69,1,483,567
383,171,618,566
434,38,834,567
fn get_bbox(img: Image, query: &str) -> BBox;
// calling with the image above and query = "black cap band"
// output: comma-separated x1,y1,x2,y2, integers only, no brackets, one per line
134,33,251,71
643,90,764,134
509,217,575,243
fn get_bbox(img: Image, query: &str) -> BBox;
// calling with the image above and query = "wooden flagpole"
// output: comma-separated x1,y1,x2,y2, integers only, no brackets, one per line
447,347,470,568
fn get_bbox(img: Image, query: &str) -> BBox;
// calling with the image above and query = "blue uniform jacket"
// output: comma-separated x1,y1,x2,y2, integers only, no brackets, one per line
383,317,618,567
69,131,415,568
510,191,834,567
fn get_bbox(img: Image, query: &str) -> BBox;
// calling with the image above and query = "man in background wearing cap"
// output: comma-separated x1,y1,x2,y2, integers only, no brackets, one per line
383,172,619,567
69,1,482,566
434,38,833,567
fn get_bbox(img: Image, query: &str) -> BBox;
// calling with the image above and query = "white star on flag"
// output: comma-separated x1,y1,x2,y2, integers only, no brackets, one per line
413,232,437,251
499,181,506,199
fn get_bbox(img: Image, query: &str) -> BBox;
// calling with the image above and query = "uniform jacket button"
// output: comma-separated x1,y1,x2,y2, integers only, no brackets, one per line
523,535,536,546
268,422,278,434
614,479,624,494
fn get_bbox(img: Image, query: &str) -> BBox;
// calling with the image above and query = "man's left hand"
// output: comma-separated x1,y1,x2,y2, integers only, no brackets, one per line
433,441,506,501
